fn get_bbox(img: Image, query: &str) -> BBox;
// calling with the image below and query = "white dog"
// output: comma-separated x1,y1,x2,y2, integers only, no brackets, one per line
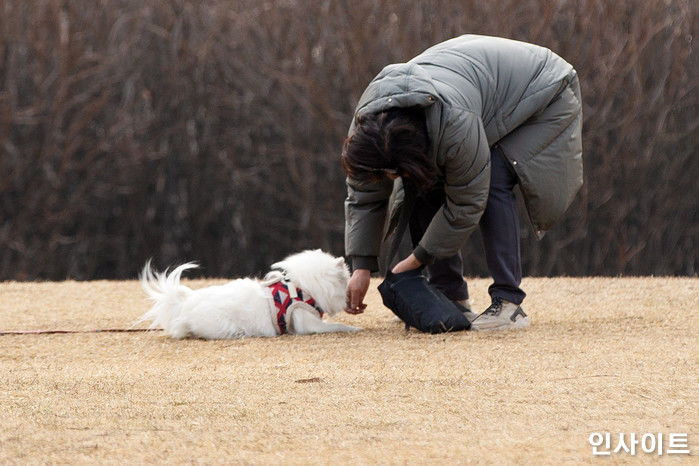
139,250,360,339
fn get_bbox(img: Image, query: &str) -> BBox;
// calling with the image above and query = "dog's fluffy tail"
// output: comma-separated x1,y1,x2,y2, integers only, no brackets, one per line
139,260,198,338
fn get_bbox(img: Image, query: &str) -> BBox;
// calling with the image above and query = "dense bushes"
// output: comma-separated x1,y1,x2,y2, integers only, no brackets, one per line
0,0,695,279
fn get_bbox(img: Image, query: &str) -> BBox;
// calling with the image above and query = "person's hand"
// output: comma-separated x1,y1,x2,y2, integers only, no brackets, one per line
345,269,370,314
391,253,422,274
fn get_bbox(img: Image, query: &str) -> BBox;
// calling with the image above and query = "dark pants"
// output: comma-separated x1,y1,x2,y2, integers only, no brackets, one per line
408,145,526,305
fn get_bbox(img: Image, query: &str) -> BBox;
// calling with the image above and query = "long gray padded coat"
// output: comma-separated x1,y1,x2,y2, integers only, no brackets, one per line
344,35,583,271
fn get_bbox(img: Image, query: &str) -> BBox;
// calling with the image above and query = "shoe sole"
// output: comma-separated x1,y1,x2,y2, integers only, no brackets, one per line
471,316,531,331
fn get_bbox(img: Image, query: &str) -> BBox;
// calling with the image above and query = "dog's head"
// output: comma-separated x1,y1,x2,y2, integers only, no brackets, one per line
271,249,350,316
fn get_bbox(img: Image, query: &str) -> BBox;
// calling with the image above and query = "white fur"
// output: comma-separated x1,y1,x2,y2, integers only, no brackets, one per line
139,250,360,339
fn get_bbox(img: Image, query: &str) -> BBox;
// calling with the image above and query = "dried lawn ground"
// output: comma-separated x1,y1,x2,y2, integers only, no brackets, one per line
0,277,696,463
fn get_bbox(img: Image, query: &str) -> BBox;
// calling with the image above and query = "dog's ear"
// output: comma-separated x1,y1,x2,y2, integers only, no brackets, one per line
271,261,285,271
335,257,345,266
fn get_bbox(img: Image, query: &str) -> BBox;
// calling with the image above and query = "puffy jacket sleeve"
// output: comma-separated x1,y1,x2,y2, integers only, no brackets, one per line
414,109,491,263
344,176,394,271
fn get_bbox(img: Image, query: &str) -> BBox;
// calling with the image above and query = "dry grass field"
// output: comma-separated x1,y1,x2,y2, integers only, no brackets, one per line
0,277,696,464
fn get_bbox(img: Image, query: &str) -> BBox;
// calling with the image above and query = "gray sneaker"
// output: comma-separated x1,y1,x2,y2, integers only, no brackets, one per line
452,299,478,323
471,297,530,331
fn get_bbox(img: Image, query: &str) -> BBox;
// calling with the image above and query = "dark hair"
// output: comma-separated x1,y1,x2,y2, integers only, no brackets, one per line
341,106,437,189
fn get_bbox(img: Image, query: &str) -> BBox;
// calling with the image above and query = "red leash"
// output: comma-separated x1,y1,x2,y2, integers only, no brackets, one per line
0,328,162,336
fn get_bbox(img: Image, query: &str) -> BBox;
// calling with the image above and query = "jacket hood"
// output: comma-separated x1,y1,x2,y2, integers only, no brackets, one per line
350,63,444,164
354,62,440,117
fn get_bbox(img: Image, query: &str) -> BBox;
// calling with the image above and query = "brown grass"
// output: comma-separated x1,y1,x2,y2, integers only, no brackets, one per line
0,277,696,463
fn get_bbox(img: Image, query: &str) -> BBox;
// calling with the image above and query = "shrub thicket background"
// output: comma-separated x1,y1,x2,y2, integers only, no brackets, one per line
1,0,696,280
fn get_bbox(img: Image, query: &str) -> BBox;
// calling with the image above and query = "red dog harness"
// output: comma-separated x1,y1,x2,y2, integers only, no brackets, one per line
268,280,324,334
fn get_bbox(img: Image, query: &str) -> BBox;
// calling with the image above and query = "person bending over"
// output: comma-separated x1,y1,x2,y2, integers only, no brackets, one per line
342,34,583,330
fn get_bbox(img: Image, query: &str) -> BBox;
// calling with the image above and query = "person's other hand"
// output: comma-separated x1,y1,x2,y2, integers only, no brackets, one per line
391,253,422,274
345,269,370,314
